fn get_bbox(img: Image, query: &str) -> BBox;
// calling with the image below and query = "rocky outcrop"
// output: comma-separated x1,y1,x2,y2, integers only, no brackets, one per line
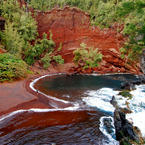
35,7,140,74
110,96,143,145
114,108,139,144
120,78,145,91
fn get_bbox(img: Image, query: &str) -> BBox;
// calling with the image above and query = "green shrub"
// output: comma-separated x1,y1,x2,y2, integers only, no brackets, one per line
119,90,133,99
41,53,51,69
28,0,100,12
73,43,103,69
93,0,145,61
0,53,28,82
24,33,55,65
0,0,38,61
41,53,64,69
0,0,38,42
53,55,64,64
0,22,24,58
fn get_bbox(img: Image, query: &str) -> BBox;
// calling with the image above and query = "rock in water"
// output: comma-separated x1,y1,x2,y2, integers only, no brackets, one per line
114,108,139,144
110,95,118,108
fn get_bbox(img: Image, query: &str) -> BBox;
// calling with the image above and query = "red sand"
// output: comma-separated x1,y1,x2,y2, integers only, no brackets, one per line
0,64,74,116
0,80,48,116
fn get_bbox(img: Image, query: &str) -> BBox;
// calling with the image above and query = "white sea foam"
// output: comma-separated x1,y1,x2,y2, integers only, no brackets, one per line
82,88,119,113
84,73,131,76
0,104,80,122
3,74,145,139
82,85,145,137
126,85,145,137
30,73,70,104
99,116,119,145
115,84,145,137
126,111,145,137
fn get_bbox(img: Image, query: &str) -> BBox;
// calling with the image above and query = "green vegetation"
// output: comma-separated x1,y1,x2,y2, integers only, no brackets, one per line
41,53,64,69
1,0,145,81
0,0,38,43
0,0,64,81
28,0,100,12
73,43,103,69
119,90,133,99
93,0,145,62
41,53,51,69
28,0,145,62
24,33,55,65
41,45,64,69
53,55,64,64
0,0,38,61
0,22,24,58
0,53,28,82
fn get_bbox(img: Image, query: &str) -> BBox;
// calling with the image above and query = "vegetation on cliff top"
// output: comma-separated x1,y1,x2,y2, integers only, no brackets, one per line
29,0,145,62
1,0,145,81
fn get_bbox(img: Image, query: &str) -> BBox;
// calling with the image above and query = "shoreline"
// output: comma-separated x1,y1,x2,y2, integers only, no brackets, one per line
0,69,143,117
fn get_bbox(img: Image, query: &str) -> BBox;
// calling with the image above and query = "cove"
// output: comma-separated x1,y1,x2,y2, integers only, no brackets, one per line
0,74,145,145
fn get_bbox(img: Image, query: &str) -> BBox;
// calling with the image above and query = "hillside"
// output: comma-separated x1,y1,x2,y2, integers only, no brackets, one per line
0,0,145,82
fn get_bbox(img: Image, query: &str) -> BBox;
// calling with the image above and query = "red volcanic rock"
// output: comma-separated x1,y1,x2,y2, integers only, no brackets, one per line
0,48,6,54
35,7,140,74
0,49,3,54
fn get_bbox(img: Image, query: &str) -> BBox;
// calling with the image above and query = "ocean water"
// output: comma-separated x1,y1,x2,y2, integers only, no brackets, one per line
0,74,144,145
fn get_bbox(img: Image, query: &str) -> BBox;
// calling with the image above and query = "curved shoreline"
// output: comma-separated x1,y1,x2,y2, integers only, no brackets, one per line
27,72,136,109
27,73,75,109
0,72,141,117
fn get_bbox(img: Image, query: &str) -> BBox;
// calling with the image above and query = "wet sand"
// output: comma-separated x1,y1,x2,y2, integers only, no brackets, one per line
0,63,74,116
0,79,52,116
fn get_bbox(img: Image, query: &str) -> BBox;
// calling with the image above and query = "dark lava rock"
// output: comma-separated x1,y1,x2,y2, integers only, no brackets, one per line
114,108,139,143
111,96,143,144
110,95,118,108
120,77,145,91
103,117,114,134
120,82,135,90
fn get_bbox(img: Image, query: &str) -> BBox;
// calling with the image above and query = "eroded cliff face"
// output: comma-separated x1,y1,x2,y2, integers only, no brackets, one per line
35,6,140,74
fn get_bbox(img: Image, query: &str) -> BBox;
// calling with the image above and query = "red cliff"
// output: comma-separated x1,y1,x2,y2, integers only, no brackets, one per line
35,7,140,74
